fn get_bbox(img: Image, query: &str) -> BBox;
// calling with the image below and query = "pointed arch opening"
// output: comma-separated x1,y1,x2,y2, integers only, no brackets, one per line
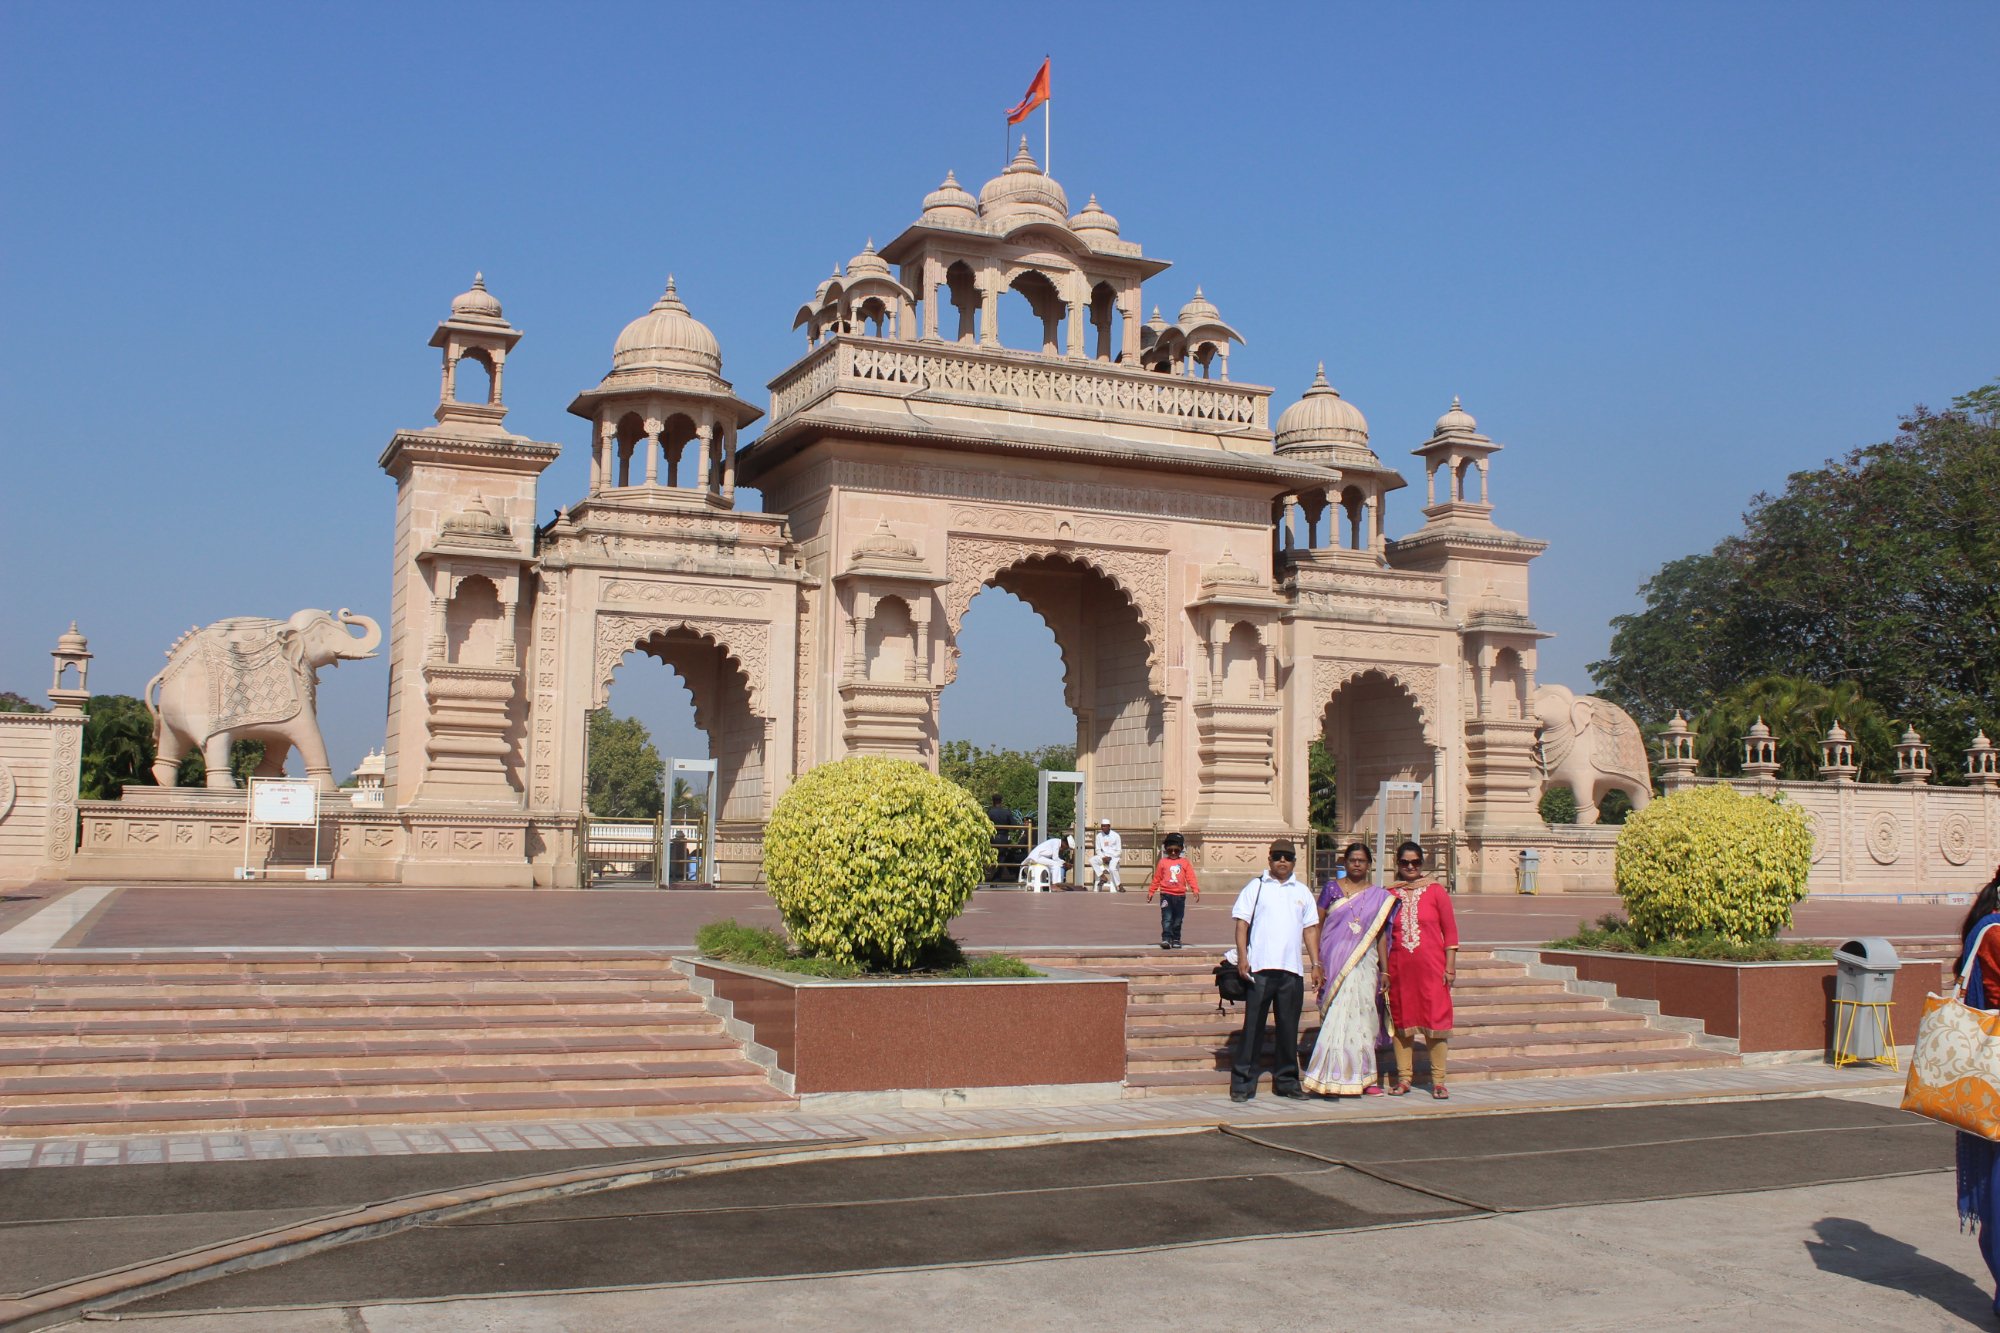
1319,669,1433,839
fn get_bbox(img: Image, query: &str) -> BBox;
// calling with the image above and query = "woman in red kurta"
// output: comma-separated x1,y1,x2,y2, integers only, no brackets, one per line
1385,840,1458,1098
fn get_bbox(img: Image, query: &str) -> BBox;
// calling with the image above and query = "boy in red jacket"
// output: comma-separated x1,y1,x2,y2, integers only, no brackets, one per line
1145,832,1200,950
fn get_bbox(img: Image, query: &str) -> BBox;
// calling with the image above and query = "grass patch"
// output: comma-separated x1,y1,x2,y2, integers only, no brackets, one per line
694,919,1040,979
1547,912,1831,962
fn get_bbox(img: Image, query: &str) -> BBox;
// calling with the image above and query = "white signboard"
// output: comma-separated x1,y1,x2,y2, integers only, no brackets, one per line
250,780,319,826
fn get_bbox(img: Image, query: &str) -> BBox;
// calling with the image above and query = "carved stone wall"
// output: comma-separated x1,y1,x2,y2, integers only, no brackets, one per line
0,712,85,884
593,612,772,717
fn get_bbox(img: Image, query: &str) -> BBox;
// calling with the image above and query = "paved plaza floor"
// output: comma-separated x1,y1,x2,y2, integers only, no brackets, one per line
0,881,1967,952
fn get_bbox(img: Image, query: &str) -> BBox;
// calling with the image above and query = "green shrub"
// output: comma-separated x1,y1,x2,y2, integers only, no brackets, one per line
762,755,992,968
947,954,1041,979
1539,785,1579,824
1613,784,1813,943
1597,789,1635,825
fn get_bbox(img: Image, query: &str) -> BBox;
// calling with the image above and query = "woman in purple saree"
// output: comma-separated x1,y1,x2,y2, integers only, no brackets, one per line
1303,843,1396,1098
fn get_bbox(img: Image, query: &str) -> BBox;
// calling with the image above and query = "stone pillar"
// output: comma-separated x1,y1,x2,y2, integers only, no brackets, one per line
979,280,1000,349
643,421,662,487
427,593,449,664
1658,712,1699,792
696,423,715,495
721,424,737,503
1894,728,1932,784
1120,298,1142,363
496,599,518,669
490,350,507,404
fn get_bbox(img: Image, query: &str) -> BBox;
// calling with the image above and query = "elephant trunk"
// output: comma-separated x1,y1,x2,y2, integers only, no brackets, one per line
337,609,382,659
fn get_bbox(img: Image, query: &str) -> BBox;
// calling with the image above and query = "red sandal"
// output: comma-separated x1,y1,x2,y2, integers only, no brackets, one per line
1431,1085,1450,1100
1386,1082,1411,1096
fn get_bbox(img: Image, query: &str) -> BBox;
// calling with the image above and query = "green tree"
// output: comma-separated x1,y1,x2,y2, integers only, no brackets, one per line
0,692,45,714
175,740,267,789
1539,785,1579,825
79,695,156,799
938,740,1078,835
586,710,664,818
1592,378,2000,773
1307,738,1338,833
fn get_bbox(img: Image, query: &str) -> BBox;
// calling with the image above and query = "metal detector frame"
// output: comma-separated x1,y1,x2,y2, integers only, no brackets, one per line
1373,780,1426,876
665,757,717,887
1036,769,1086,889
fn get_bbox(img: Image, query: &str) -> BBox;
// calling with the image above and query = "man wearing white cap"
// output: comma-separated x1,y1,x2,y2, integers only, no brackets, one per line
1091,818,1123,892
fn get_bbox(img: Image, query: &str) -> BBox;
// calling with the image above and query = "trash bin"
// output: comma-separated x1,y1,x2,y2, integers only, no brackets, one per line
1516,848,1541,895
1834,938,1902,1061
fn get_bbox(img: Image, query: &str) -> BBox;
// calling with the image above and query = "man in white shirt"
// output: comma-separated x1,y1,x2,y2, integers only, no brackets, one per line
1091,818,1123,892
1228,839,1321,1102
1022,834,1071,890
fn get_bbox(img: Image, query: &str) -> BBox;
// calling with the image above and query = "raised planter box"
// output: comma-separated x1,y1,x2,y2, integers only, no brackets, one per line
1540,949,1948,1055
683,959,1128,1104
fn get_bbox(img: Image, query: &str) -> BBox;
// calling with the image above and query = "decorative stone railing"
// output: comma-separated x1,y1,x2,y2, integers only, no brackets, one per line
769,336,1269,436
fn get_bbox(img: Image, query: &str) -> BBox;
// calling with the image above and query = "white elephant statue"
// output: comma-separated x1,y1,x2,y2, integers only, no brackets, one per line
146,609,381,793
1531,684,1652,824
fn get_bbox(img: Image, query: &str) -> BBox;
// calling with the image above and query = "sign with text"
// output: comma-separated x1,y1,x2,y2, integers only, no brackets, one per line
249,779,319,826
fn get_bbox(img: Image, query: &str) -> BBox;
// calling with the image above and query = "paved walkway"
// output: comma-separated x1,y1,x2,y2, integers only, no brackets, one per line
0,881,1967,952
0,1061,1904,1170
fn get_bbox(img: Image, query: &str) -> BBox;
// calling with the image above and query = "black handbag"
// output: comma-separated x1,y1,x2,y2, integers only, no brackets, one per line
1213,879,1264,1006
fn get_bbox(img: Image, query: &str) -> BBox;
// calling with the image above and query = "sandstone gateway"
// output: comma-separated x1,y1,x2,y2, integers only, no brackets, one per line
44,143,1657,891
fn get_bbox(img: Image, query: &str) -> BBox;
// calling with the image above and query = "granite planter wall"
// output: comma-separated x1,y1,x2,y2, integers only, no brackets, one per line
1540,949,1948,1055
684,958,1128,1101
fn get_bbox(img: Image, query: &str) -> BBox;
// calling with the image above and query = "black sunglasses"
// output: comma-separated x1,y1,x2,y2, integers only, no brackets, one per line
1397,857,1423,868
1269,852,1295,860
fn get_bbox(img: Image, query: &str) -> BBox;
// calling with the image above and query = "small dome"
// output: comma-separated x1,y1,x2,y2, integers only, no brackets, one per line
979,138,1069,225
1070,194,1119,237
846,239,891,280
451,272,504,321
55,620,89,654
1275,364,1370,450
1747,717,1772,739
612,276,722,375
1203,547,1256,585
440,495,509,539
1825,721,1850,743
1901,726,1925,746
855,519,919,561
1177,286,1222,328
1434,395,1478,436
920,170,978,225
1145,306,1168,333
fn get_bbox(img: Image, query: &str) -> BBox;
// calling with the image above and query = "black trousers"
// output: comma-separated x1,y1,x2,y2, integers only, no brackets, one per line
1230,968,1304,1095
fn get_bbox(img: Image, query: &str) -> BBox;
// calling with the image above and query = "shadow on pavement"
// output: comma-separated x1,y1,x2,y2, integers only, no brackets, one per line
1806,1216,1995,1325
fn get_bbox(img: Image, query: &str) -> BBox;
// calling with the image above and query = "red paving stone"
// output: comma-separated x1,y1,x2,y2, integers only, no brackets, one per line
47,882,1965,951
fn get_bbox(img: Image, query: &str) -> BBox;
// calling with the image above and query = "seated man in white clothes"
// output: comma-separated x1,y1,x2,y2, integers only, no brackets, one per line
1022,834,1073,890
1091,818,1123,892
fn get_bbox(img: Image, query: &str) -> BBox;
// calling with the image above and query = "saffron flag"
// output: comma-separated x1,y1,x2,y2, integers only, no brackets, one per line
1005,59,1050,125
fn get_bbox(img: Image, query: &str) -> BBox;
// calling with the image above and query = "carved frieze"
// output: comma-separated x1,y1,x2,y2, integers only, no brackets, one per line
1313,628,1438,661
772,457,1267,527
529,568,564,809
45,721,81,863
601,580,766,609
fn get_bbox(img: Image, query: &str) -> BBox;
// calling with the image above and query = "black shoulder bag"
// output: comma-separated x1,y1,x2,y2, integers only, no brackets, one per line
1213,877,1265,1007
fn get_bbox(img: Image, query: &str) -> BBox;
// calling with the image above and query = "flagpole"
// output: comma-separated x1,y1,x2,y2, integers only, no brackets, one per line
1044,57,1051,174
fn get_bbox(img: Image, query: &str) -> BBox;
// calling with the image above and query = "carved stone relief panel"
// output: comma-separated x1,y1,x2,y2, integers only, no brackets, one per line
601,580,766,609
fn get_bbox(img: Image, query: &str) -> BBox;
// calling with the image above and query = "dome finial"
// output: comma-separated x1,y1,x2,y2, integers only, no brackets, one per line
652,275,689,314
472,271,486,289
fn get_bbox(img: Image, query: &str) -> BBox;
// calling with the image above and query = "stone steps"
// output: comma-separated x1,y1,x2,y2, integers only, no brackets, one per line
0,951,789,1136
1016,946,1740,1096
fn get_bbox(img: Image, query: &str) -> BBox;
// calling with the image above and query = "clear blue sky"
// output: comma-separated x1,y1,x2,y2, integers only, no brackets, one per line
3,3,1995,776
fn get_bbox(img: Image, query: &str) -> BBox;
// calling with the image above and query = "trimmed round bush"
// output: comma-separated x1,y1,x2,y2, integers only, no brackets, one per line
1614,784,1813,943
761,755,991,968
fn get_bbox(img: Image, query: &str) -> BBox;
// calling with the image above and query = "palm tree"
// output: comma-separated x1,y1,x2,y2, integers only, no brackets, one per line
1693,676,1898,782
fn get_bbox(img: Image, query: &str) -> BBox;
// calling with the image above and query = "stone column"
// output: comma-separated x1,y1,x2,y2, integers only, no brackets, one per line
696,423,716,495
643,420,662,487
496,598,518,668
427,593,449,664
921,260,941,340
1477,460,1490,504
979,279,1000,349
721,424,737,503
912,611,931,684
1120,297,1142,363
490,350,507,404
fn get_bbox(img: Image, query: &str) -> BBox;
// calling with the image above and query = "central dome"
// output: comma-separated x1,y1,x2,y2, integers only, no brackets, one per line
1275,365,1370,450
612,276,722,375
978,138,1069,226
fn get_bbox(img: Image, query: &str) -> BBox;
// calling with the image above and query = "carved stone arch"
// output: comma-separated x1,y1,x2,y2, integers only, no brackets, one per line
940,535,1165,689
593,612,771,717
1313,659,1439,746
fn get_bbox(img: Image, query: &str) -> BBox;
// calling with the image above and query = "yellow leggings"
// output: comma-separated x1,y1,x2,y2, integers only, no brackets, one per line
1392,1029,1450,1084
